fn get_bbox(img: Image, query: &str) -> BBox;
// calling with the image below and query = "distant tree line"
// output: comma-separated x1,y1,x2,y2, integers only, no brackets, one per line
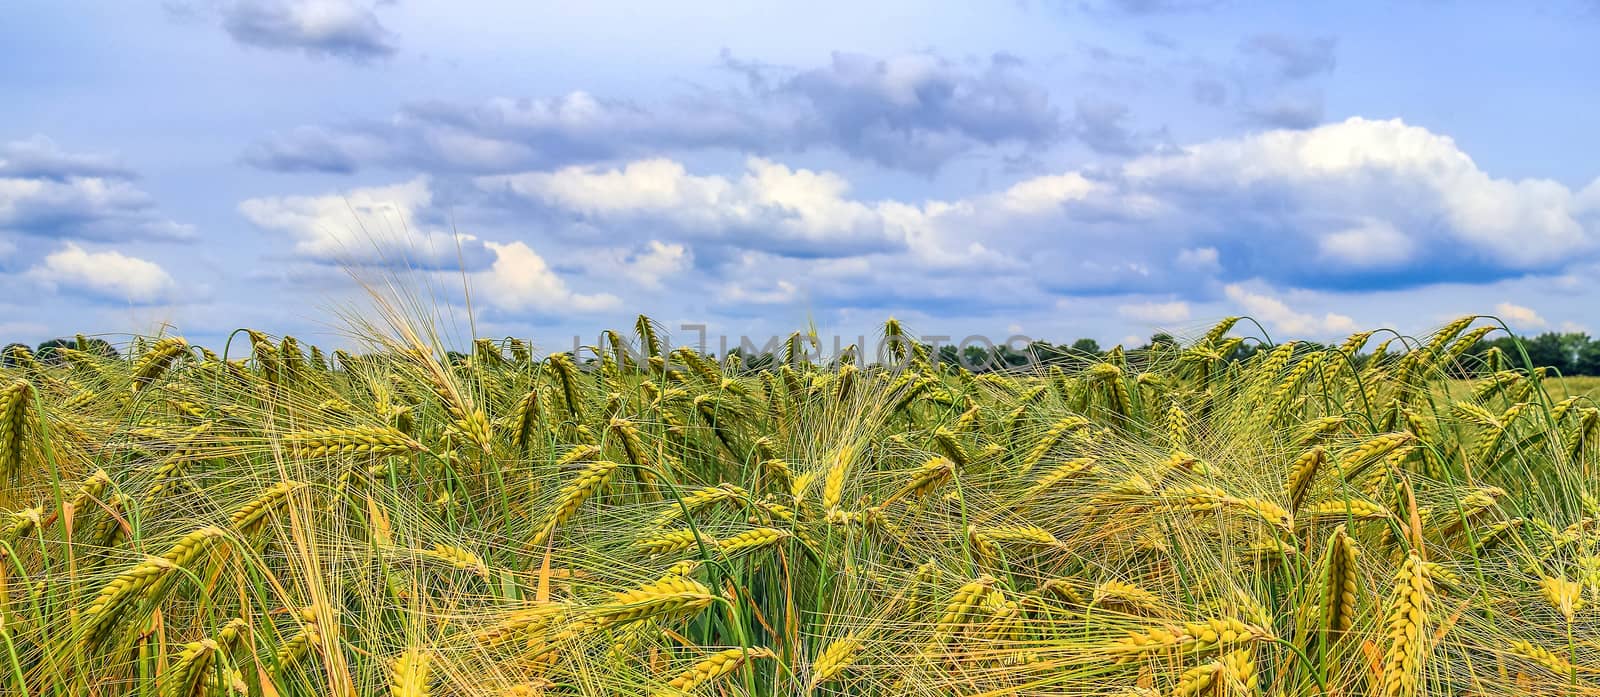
728,330,1600,376
6,330,1599,377
1464,332,1600,377
0,337,120,367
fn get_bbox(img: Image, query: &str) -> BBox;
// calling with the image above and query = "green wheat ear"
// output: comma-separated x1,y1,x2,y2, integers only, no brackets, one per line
6,309,1599,696
0,380,38,480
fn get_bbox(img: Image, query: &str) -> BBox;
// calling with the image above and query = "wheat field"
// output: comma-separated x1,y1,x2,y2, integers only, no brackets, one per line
1,312,1597,696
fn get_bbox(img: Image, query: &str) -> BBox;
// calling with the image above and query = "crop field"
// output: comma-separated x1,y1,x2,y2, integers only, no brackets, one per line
1,313,1598,696
1443,375,1600,404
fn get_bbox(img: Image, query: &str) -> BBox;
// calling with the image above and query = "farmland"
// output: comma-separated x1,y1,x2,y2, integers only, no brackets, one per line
0,314,1596,696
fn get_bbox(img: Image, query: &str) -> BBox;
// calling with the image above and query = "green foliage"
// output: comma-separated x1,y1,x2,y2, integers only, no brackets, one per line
1467,331,1600,376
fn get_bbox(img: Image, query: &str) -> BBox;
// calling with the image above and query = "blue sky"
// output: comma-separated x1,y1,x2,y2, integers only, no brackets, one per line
2,1,1598,351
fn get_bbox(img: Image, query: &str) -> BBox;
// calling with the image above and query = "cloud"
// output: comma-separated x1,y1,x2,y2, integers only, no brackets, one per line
994,172,1104,215
237,177,619,317
764,51,1062,171
471,241,620,314
1118,300,1191,323
1110,117,1598,281
1239,34,1338,81
452,117,1600,319
719,278,800,305
1494,302,1547,329
1071,99,1144,156
1175,247,1221,272
1244,93,1324,129
680,245,1032,319
470,154,1024,286
192,0,397,62
619,241,691,289
1185,34,1336,129
0,135,132,180
1224,283,1357,337
239,126,390,173
238,177,494,269
1316,219,1414,268
0,136,193,241
475,158,916,258
242,51,1063,174
1143,31,1180,49
563,240,692,291
883,117,1600,295
25,243,179,303
1192,78,1228,106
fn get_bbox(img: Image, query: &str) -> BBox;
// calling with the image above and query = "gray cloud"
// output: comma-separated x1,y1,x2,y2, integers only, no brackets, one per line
1143,31,1180,49
242,51,1064,174
1245,93,1325,129
0,136,134,180
1191,78,1228,106
0,136,193,242
1071,99,1143,155
240,125,390,173
1239,34,1337,81
180,0,397,62
765,51,1062,171
1184,34,1338,128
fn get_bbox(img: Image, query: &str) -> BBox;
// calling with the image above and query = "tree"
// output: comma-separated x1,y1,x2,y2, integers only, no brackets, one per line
1,343,34,368
1225,342,1261,364
740,349,776,372
1148,333,1179,352
962,345,995,372
1515,332,1593,376
78,337,118,358
35,338,75,365
1578,340,1600,377
993,344,1029,368
1024,339,1061,366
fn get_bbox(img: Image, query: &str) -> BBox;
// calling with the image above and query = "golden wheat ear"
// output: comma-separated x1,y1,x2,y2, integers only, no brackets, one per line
10,304,1600,696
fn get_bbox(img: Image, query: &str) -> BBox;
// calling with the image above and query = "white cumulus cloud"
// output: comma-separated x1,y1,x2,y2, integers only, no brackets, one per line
1118,300,1191,324
472,241,620,314
1175,247,1221,272
1317,219,1414,267
1494,302,1546,329
477,158,915,258
719,279,800,305
26,243,178,304
1121,117,1595,268
239,177,491,269
1224,283,1357,337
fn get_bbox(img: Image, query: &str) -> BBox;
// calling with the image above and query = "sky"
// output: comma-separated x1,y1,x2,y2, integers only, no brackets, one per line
2,1,1599,353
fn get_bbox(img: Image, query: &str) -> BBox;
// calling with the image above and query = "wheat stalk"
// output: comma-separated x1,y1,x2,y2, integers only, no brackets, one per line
0,380,34,479
655,646,774,696
286,426,422,458
530,459,622,549
593,575,716,627
808,633,864,689
390,648,433,697
1382,552,1433,697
